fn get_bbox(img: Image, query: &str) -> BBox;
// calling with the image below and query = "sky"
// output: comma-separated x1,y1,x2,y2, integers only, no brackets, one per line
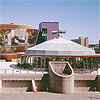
0,0,100,44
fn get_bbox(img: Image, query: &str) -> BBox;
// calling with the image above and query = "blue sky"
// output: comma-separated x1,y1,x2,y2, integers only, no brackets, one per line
0,0,99,44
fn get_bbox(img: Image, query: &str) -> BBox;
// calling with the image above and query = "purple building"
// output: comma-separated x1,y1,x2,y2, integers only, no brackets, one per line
39,22,59,42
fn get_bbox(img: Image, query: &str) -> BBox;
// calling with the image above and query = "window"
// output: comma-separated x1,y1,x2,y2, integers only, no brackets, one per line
13,47,16,50
42,36,47,42
42,28,47,34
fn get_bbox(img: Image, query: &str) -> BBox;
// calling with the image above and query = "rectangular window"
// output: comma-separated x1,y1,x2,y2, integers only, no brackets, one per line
42,28,47,34
42,36,47,42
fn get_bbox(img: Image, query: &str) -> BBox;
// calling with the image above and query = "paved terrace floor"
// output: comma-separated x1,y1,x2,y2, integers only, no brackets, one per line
0,62,48,75
0,92,100,100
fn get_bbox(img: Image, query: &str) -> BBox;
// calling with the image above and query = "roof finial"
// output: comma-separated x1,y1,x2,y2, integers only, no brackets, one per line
52,30,66,37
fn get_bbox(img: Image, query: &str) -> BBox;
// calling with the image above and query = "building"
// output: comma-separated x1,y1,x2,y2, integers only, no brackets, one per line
17,36,100,93
0,24,100,94
89,44,95,50
71,37,89,48
39,22,59,42
89,40,100,53
0,24,39,61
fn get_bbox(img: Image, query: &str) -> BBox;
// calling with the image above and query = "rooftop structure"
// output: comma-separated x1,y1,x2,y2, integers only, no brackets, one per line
26,37,95,56
0,36,100,93
39,22,59,42
0,24,100,94
17,36,100,93
71,37,89,48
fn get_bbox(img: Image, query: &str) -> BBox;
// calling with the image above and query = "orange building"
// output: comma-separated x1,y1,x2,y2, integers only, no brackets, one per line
0,24,39,61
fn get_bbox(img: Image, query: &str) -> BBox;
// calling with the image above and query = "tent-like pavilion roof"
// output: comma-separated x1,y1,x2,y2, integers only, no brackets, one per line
25,37,96,56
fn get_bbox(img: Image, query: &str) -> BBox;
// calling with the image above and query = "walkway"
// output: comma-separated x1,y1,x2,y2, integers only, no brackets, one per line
0,92,100,100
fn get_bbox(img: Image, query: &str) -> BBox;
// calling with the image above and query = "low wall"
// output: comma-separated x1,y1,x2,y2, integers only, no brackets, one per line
1,76,49,93
0,73,49,93
74,80,96,92
2,80,32,93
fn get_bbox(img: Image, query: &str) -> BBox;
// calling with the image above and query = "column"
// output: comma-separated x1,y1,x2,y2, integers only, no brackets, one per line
30,56,32,65
36,57,38,68
44,57,45,68
32,80,37,92
41,57,42,68
32,56,34,68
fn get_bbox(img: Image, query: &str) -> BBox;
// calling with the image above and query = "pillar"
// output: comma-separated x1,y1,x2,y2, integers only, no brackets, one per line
41,57,42,68
32,56,34,67
36,57,38,68
44,57,45,68
32,80,37,92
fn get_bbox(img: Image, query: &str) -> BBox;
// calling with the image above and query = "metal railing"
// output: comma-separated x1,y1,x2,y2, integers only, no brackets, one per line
0,69,48,75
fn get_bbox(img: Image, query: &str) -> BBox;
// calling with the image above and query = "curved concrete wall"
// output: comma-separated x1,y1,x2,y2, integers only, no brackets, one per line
49,61,74,94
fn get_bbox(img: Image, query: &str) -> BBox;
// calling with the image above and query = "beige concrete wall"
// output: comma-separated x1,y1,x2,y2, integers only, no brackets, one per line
2,80,32,93
31,80,46,92
74,80,96,92
35,74,49,92
1,79,48,93
49,61,74,94
0,74,45,80
74,73,97,80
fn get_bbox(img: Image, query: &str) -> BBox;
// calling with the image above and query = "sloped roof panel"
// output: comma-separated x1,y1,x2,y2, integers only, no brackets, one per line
26,37,95,56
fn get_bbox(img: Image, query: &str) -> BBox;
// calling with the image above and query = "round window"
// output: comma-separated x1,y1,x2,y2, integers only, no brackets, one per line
13,47,16,50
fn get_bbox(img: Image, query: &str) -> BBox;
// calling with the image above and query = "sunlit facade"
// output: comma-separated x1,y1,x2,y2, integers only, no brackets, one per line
17,37,100,93
0,24,39,61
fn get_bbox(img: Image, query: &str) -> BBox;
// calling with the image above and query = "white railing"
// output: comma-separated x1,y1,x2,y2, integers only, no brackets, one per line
0,69,48,75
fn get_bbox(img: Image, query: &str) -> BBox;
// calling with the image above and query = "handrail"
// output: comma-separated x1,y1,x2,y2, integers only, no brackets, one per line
0,69,48,75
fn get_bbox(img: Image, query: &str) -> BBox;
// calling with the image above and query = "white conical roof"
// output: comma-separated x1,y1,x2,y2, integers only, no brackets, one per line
25,37,95,56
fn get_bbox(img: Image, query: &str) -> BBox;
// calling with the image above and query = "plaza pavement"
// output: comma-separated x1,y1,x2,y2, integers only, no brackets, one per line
0,92,100,100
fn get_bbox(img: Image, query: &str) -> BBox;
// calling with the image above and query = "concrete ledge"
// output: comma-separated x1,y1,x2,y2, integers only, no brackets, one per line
0,74,45,80
74,73,97,80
